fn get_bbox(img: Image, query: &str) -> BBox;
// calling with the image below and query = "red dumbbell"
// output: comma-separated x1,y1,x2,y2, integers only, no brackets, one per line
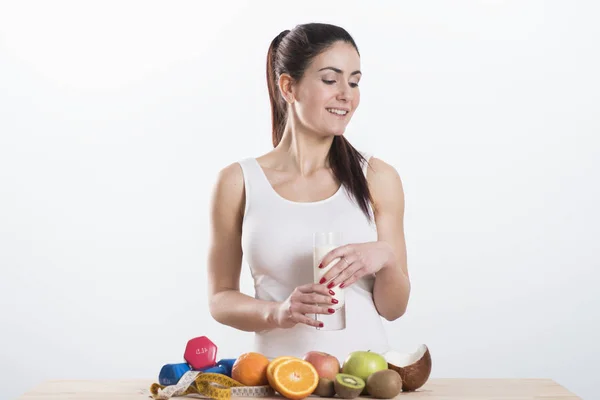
184,336,218,370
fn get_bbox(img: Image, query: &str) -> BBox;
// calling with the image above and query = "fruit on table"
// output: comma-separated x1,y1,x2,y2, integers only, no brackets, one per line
271,358,319,400
334,373,365,399
383,344,432,391
267,356,296,388
231,352,270,386
341,350,388,393
302,351,340,381
366,369,403,398
313,377,335,397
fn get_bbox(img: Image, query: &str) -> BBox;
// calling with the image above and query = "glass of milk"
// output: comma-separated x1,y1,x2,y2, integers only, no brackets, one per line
313,232,346,330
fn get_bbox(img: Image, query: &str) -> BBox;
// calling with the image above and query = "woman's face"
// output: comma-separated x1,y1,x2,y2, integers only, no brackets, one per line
291,41,361,137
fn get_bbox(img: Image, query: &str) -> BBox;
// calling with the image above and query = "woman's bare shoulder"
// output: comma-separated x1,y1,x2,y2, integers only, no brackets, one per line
215,161,244,186
366,156,404,209
366,157,402,180
210,161,246,220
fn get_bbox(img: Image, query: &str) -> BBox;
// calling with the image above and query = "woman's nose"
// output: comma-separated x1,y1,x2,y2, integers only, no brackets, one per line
336,83,353,102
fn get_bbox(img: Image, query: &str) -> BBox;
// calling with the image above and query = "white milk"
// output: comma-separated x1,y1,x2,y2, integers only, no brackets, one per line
313,245,346,330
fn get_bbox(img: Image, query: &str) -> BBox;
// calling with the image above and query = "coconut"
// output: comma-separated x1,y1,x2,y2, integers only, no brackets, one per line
382,344,431,392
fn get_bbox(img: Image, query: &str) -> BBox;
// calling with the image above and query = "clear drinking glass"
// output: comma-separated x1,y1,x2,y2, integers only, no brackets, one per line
313,232,346,330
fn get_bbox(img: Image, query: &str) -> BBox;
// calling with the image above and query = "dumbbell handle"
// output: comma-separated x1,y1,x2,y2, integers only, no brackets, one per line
199,364,228,374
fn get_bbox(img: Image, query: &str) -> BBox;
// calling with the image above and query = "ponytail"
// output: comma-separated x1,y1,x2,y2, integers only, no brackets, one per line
266,30,290,147
329,136,373,220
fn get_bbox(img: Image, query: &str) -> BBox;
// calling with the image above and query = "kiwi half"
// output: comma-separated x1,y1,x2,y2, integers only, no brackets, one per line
334,373,365,399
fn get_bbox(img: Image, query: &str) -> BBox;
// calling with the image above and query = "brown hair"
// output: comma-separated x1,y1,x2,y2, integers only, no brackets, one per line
266,23,373,219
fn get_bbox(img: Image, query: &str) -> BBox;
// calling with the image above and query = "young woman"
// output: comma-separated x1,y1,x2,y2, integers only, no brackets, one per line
207,23,410,362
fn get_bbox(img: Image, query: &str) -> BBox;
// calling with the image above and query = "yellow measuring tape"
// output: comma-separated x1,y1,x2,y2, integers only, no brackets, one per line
150,372,275,399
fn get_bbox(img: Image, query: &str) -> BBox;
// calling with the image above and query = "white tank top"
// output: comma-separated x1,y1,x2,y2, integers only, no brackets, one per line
237,152,390,362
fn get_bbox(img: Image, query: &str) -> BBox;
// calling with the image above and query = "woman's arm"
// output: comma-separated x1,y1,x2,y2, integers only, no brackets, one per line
206,163,279,332
368,157,411,321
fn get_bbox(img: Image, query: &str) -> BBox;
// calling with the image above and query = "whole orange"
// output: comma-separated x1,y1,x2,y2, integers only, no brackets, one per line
231,352,270,386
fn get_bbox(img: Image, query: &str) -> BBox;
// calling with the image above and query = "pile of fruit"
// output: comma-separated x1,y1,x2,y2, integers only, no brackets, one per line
154,336,432,399
233,346,432,400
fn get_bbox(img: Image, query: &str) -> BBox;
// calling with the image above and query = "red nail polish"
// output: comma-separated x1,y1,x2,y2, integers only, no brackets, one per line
318,263,323,269
319,277,326,284
331,299,338,304
327,282,334,289
319,322,324,327
329,290,335,296
328,308,335,313
340,282,346,288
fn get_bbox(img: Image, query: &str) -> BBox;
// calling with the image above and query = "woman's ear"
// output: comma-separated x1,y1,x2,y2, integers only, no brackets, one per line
278,73,295,104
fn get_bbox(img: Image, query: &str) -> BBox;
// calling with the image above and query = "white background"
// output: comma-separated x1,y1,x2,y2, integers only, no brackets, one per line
1,1,598,399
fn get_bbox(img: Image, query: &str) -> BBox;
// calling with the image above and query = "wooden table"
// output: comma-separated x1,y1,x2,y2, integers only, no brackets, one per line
18,378,582,399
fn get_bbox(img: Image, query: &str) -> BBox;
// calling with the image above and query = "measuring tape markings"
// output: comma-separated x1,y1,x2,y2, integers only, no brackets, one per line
150,371,275,399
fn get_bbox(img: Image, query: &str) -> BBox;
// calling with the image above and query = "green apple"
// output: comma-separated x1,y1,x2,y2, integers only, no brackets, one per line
341,350,388,385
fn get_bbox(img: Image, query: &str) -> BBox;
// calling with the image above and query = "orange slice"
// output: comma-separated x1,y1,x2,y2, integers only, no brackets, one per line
272,358,319,400
267,356,296,390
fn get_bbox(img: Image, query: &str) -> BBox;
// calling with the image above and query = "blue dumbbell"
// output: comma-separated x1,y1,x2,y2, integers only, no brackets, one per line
199,364,228,374
159,362,233,386
216,358,236,377
159,357,238,386
159,363,192,386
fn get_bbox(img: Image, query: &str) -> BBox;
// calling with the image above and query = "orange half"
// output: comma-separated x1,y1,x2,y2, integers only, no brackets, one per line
272,358,319,400
267,356,295,389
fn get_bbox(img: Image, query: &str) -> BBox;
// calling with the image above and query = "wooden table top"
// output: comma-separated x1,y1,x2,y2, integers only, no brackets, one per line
17,378,582,400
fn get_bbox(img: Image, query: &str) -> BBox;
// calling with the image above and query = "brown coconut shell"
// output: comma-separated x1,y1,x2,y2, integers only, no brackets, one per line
386,345,432,392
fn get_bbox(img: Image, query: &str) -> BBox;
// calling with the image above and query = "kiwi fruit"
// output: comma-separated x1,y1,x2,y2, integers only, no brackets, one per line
313,377,335,397
366,369,403,399
334,373,365,399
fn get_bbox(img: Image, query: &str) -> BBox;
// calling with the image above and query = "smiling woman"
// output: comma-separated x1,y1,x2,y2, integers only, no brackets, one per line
265,25,370,215
206,23,410,362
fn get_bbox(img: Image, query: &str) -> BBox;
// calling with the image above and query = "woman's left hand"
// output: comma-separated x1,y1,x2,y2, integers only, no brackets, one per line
317,241,395,289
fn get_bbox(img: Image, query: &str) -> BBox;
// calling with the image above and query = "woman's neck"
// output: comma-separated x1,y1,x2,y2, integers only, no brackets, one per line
275,117,334,176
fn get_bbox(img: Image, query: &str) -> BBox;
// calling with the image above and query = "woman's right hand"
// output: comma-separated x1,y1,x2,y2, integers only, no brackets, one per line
273,283,338,329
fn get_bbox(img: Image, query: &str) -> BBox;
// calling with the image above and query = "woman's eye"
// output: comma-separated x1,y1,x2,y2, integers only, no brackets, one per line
322,79,359,88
